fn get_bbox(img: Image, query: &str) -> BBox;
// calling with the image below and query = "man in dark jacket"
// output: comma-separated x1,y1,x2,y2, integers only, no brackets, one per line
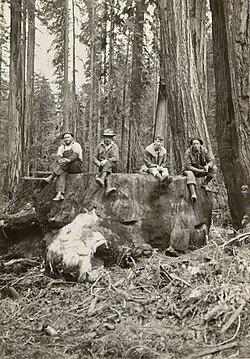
141,135,173,185
44,131,83,201
183,137,217,201
93,129,119,196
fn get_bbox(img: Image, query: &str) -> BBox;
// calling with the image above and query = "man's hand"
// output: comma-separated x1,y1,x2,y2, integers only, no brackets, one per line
204,165,209,173
100,159,108,166
58,158,70,166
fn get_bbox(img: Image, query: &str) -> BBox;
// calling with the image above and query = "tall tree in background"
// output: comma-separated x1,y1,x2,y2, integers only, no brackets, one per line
0,0,9,195
88,0,96,171
127,0,147,173
72,0,77,136
210,0,250,228
190,0,207,114
23,0,35,175
7,0,23,193
63,0,69,130
30,74,57,170
39,0,70,131
156,0,211,173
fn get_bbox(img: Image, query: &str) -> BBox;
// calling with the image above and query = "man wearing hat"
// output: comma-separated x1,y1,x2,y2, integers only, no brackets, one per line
44,131,83,201
183,137,217,201
93,129,119,196
140,135,173,185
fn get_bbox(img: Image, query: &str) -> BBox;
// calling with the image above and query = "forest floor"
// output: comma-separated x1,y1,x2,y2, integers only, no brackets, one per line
1,226,250,359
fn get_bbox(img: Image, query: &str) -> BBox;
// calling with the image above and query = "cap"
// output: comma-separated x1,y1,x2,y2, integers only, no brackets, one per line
102,129,115,137
61,131,74,139
190,137,203,146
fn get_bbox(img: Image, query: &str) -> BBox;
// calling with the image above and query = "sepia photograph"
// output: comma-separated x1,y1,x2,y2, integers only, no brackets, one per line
0,0,249,358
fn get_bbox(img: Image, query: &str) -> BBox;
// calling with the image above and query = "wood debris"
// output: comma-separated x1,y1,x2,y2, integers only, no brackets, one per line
0,228,250,358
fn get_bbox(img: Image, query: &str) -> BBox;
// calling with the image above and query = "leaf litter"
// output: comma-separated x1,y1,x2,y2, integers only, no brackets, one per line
1,228,250,359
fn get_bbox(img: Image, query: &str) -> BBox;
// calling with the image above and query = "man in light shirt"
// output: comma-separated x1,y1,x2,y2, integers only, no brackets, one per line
140,135,173,185
93,128,119,196
44,131,83,201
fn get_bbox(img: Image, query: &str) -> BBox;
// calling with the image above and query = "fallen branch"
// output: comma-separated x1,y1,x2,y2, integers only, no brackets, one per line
191,341,238,358
221,232,250,248
4,258,41,267
221,301,245,334
160,265,191,287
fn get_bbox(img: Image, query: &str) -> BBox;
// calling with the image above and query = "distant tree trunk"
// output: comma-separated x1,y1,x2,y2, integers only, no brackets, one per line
190,0,207,114
107,0,114,128
88,0,96,172
121,31,131,173
6,0,23,193
0,0,4,104
102,1,107,87
210,0,250,228
24,0,35,176
72,0,77,137
63,0,69,130
21,0,26,174
156,0,211,173
127,0,146,173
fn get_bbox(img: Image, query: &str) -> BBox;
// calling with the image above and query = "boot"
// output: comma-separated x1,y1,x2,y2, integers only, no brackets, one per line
43,173,55,183
105,176,117,196
53,192,64,201
96,172,107,187
188,184,197,202
161,175,173,186
105,187,117,196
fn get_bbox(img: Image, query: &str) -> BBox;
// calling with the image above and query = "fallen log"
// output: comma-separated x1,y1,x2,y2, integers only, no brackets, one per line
3,173,213,263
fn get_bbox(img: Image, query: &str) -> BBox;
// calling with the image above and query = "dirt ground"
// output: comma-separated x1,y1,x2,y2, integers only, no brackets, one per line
1,226,250,359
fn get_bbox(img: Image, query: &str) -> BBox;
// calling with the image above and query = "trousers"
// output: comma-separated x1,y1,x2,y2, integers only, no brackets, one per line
183,165,217,185
53,149,83,193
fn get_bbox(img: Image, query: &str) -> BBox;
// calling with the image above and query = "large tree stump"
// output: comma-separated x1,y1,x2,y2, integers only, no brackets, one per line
6,173,213,254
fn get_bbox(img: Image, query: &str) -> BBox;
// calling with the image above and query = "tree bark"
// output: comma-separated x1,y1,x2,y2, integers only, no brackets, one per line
63,0,69,130
6,0,23,194
23,0,35,176
88,0,96,172
8,174,213,255
190,0,207,114
21,0,26,175
156,0,211,173
127,0,146,173
0,0,4,105
210,0,250,228
107,0,114,128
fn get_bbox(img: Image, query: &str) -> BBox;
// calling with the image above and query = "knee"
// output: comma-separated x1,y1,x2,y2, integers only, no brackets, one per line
209,165,217,175
185,170,196,184
149,168,158,177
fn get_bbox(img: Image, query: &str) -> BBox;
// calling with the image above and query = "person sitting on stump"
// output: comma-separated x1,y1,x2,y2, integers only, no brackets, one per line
182,137,217,202
140,135,173,185
93,128,119,196
44,131,83,201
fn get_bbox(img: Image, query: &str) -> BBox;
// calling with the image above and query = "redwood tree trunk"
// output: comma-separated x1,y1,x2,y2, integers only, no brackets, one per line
72,0,77,137
63,0,69,130
210,0,250,228
7,0,23,193
88,0,96,172
24,0,35,176
127,0,146,173
156,0,211,172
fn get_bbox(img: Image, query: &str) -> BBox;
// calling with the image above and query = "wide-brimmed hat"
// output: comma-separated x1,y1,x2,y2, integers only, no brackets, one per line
61,131,74,139
190,137,203,146
102,129,115,137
